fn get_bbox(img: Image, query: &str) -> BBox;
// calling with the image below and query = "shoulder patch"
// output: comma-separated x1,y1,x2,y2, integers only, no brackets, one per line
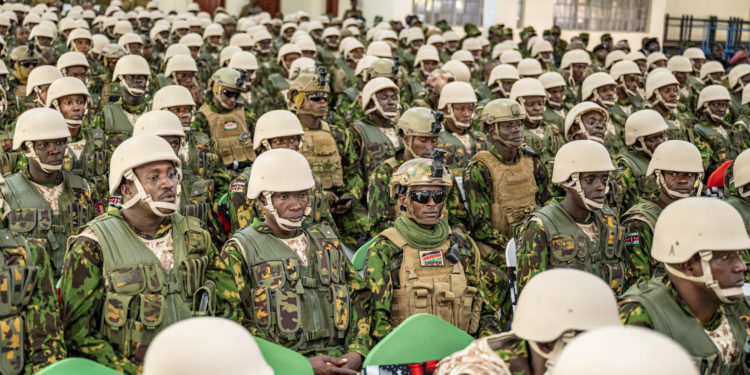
230,180,246,195
624,232,640,246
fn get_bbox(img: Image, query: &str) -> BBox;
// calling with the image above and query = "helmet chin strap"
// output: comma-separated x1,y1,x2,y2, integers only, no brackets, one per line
419,62,432,79
120,77,148,96
705,107,726,123
665,250,744,304
261,191,312,230
653,92,678,111
53,100,87,129
445,104,472,129
32,86,45,107
618,80,638,98
491,123,524,148
633,138,654,157
518,97,543,123
655,170,702,199
528,331,576,366
23,141,63,173
120,167,182,217
593,90,615,108
740,185,750,198
562,173,606,211
365,97,399,121
492,82,510,98
571,117,604,143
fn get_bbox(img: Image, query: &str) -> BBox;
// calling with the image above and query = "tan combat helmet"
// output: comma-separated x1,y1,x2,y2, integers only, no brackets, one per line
499,50,522,66
552,140,614,210
604,50,626,70
610,60,641,98
208,67,244,108
697,84,731,122
26,65,62,104
510,78,546,122
361,57,399,83
538,71,566,107
646,51,668,71
361,76,400,121
733,148,750,197
165,54,198,83
652,197,750,303
56,51,90,80
66,28,92,52
288,66,329,117
581,72,616,107
132,110,186,143
414,45,440,77
645,70,680,110
287,57,316,80
699,60,725,85
143,317,273,375
481,98,526,148
366,40,390,58
276,43,302,70
728,64,750,92
110,135,182,216
219,45,241,67
517,58,543,78
251,29,273,54
228,51,259,81
13,108,71,173
551,326,698,375
253,110,304,151
229,33,253,50
117,32,143,55
396,107,441,158
560,49,591,71
564,101,609,142
683,46,707,72
389,157,452,225
531,39,553,64
488,64,520,98
513,269,620,363
442,60,471,83
247,148,315,230
152,85,196,130
113,54,151,96
624,109,667,155
667,55,693,74
646,140,703,199
438,81,477,129
45,76,91,127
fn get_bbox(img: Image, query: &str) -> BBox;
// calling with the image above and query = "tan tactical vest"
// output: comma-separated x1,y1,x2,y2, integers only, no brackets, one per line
383,157,403,221
381,228,481,334
198,103,254,166
471,151,537,235
300,121,344,189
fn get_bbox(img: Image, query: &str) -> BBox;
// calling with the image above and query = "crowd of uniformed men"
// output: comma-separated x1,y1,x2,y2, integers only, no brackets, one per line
1,0,750,373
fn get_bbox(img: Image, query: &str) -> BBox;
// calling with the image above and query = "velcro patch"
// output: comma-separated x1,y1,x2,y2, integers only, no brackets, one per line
223,121,238,130
230,181,245,194
624,232,640,246
419,250,445,267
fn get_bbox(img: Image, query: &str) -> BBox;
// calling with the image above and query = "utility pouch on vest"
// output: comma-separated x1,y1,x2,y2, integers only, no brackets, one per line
9,266,26,308
253,261,287,290
316,248,332,286
252,286,272,329
103,293,136,356
184,203,209,228
192,280,216,316
141,265,166,293
0,315,24,375
0,270,11,317
179,257,208,298
549,234,580,266
330,284,350,334
328,246,343,284
274,289,301,339
6,209,46,234
108,266,147,295
20,267,38,307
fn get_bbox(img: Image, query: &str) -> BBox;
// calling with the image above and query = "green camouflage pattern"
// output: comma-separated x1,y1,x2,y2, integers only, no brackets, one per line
494,337,532,375
90,99,149,156
693,113,750,173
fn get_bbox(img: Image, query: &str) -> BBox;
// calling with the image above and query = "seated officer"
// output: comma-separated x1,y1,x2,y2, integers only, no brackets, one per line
212,149,369,374
620,197,749,373
517,140,628,296
364,157,505,341
435,269,621,375
61,135,218,374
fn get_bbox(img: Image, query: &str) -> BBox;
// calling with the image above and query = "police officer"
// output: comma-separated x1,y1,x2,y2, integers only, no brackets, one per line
435,269,621,375
45,76,109,203
92,54,151,152
1,108,97,277
510,78,564,168
9,45,43,101
25,65,61,109
580,73,626,154
538,71,567,127
96,44,128,106
364,156,503,340
61,135,218,374
559,49,591,105
620,197,749,373
437,81,490,179
516,140,627,295
727,149,750,232
192,67,255,174
212,149,368,374
693,85,750,174
403,45,440,105
610,60,645,113
621,139,704,280
563,101,610,149
614,109,668,212
465,98,549,268
644,70,698,144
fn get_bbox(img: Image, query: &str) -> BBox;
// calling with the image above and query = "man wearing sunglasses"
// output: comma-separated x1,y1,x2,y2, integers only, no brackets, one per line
193,67,255,175
8,45,42,102
516,140,628,297
364,156,503,343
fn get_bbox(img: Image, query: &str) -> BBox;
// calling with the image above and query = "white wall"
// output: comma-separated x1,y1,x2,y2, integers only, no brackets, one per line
281,0,325,19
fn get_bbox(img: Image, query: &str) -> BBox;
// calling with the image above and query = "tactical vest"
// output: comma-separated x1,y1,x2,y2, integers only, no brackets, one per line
334,59,355,86
522,123,564,164
180,130,219,226
156,74,173,89
103,102,138,149
89,213,214,364
618,151,659,198
622,280,746,375
64,128,108,199
472,150,538,236
0,230,41,375
727,197,750,234
438,130,488,178
235,223,351,355
300,122,344,190
4,172,92,273
621,200,662,232
198,103,255,166
100,79,122,105
381,228,481,334
663,116,691,143
695,122,744,164
533,203,625,294
352,120,398,180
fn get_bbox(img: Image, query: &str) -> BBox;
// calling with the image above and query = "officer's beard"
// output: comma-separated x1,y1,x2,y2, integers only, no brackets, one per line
665,250,743,304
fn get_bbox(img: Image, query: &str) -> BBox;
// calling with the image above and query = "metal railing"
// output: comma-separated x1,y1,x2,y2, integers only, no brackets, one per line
662,14,750,58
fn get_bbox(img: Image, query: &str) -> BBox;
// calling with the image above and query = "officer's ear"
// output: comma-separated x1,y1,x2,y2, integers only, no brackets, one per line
397,193,407,211
674,253,702,277
258,194,267,205
120,178,134,199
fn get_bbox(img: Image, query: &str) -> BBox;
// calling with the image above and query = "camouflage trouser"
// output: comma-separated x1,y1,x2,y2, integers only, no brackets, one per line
333,201,370,250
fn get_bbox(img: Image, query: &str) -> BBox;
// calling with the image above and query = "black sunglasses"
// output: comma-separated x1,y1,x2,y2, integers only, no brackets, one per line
222,89,240,98
409,190,445,204
308,93,328,102
19,60,37,68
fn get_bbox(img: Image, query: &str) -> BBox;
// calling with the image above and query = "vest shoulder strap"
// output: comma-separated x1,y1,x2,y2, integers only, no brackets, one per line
4,173,49,210
380,227,407,249
88,214,160,271
383,157,400,170
618,151,649,177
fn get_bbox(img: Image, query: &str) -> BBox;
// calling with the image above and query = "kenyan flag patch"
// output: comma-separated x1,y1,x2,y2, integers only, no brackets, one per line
624,232,640,246
419,250,445,267
223,121,238,130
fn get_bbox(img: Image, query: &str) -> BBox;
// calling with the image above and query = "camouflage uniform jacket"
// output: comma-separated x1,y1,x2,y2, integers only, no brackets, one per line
211,220,372,356
0,231,66,374
522,120,565,169
90,99,149,155
344,117,400,201
363,226,505,341
613,149,657,214
694,113,750,174
437,128,491,180
464,147,550,268
60,208,220,374
493,334,533,375
366,150,468,236
620,198,667,283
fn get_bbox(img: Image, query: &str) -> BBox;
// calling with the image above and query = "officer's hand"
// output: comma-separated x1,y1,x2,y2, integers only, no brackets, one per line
190,84,203,106
330,193,354,215
308,356,359,375
326,191,339,205
335,352,363,371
